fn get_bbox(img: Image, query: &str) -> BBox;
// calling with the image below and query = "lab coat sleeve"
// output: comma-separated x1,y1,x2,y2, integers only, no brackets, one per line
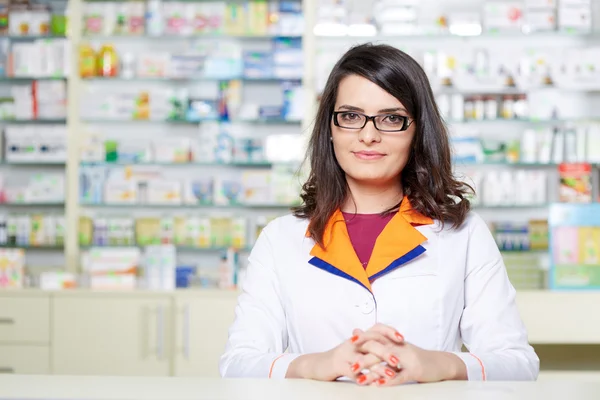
453,213,540,381
219,222,300,378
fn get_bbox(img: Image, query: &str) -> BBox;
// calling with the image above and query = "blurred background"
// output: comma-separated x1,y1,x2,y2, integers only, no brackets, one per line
0,0,599,382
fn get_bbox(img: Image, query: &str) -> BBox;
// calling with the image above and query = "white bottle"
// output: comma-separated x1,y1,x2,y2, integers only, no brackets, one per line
146,0,164,37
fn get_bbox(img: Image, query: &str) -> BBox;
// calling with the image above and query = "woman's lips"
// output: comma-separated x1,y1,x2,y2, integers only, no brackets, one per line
352,151,386,160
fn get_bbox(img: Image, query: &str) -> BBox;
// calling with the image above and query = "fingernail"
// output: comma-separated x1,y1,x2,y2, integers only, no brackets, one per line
357,375,367,384
378,379,387,385
395,332,404,341
351,335,359,343
351,363,360,372
385,369,395,378
389,355,399,365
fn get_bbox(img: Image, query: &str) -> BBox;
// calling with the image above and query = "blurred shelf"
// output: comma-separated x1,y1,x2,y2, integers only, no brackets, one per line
0,77,66,82
318,31,600,40
0,202,64,207
454,162,561,167
473,204,549,209
81,245,251,252
0,244,63,250
447,118,600,124
80,161,280,168
0,119,66,124
1,35,67,41
81,76,301,83
500,249,549,254
81,118,301,125
0,161,66,166
83,34,302,41
80,202,296,209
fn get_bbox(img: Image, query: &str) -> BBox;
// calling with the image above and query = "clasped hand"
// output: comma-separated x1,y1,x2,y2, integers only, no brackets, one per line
291,323,464,386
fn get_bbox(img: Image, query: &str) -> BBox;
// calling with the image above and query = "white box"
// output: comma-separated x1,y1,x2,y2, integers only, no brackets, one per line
104,180,138,204
525,0,557,8
524,9,557,32
147,180,182,205
558,5,592,30
484,2,524,31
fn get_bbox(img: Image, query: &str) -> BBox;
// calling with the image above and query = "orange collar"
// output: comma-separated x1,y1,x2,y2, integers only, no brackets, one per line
307,197,433,291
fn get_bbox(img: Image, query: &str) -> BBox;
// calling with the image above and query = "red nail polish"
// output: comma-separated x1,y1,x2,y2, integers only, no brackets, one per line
357,375,367,384
351,335,359,343
395,332,404,341
385,369,395,377
351,363,360,372
378,379,387,385
389,355,399,365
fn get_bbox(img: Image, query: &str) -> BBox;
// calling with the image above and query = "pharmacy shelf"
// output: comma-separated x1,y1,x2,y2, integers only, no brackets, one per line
0,119,67,124
79,161,284,168
500,249,548,254
455,162,560,167
81,245,251,253
83,34,303,41
0,161,66,166
80,203,296,209
81,118,301,125
0,244,63,250
317,31,600,40
473,203,550,209
0,202,65,207
0,77,66,82
81,77,302,83
447,118,600,124
2,35,67,41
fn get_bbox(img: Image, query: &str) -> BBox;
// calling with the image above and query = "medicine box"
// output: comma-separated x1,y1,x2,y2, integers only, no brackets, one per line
549,203,600,290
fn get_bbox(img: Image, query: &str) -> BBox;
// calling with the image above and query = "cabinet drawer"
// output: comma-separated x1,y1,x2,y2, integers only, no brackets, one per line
0,297,50,344
0,345,50,374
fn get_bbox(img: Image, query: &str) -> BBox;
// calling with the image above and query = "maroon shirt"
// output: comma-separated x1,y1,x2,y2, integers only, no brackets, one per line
342,212,394,269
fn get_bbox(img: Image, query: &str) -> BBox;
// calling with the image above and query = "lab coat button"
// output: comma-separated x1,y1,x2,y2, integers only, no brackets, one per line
359,300,375,314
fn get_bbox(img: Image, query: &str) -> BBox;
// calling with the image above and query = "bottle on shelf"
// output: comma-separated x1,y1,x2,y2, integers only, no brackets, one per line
97,44,118,77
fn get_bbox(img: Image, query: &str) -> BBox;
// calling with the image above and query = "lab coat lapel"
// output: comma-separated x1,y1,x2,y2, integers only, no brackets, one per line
307,197,434,292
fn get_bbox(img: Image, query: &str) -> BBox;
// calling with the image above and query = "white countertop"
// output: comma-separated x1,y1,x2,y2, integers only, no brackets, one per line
1,375,600,400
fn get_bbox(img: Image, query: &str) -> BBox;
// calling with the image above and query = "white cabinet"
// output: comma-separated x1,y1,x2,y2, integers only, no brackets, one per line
0,296,50,344
0,293,51,375
173,293,237,377
52,294,172,376
0,345,50,374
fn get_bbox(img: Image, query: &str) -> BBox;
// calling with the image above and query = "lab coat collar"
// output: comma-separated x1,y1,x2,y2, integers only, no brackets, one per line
307,197,433,292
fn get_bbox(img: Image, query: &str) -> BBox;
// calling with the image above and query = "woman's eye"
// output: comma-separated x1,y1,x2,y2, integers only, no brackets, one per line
384,115,404,124
342,112,359,120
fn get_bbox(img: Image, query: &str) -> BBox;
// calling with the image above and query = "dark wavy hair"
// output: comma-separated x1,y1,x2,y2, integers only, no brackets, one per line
292,43,473,247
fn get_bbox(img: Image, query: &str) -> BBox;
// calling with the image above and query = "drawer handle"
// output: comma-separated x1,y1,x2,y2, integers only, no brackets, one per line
0,367,14,373
0,318,14,324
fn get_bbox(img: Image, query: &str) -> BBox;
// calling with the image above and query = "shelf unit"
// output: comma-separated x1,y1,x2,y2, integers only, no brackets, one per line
0,0,597,276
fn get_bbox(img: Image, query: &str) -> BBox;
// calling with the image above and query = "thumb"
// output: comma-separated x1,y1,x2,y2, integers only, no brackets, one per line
352,328,364,336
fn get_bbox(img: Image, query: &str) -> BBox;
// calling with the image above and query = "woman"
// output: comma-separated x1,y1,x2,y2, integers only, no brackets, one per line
219,43,539,385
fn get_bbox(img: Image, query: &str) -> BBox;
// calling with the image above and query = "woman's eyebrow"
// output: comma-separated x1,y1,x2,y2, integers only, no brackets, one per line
378,107,407,113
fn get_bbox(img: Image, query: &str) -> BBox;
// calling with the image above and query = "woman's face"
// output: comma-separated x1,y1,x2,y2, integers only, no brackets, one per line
331,74,416,188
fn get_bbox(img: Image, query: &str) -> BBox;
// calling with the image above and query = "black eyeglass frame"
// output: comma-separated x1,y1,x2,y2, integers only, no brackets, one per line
332,111,414,132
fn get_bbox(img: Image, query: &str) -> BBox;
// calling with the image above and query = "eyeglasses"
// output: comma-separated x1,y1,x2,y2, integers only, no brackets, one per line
332,111,413,132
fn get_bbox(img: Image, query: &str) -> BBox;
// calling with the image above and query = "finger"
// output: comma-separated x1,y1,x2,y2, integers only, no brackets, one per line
367,323,405,344
361,340,402,370
348,353,385,378
350,331,392,347
357,340,389,367
356,369,382,386
368,362,398,381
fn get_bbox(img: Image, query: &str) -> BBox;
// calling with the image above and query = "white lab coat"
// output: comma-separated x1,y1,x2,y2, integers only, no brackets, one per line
220,200,540,381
